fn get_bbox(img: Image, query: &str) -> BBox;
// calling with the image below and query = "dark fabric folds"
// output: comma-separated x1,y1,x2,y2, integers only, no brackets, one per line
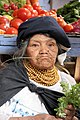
28,83,64,115
0,61,80,118
0,60,63,115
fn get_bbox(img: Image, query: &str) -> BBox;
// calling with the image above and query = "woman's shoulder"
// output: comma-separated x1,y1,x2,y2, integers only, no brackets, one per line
0,61,24,80
0,60,28,83
0,60,23,72
0,62,16,74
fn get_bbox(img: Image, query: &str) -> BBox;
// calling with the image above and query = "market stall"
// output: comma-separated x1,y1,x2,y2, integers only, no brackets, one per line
0,0,80,82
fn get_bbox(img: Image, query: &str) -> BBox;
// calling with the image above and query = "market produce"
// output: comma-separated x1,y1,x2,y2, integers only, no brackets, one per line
31,9,38,17
0,0,78,34
3,14,13,20
23,4,33,12
57,16,67,28
0,29,5,34
0,0,57,34
4,27,18,34
71,18,80,33
0,16,9,24
0,15,9,31
63,24,74,32
10,18,23,29
55,82,80,118
57,0,80,23
17,7,32,21
0,0,26,16
0,23,9,31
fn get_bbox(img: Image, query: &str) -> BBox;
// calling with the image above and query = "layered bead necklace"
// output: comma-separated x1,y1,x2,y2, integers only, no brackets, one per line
23,60,59,86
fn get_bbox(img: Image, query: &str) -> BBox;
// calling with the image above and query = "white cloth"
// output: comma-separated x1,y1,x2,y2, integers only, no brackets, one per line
58,52,67,65
0,70,76,120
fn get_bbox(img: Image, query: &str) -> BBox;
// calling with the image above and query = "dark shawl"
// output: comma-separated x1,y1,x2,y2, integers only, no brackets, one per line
0,61,80,118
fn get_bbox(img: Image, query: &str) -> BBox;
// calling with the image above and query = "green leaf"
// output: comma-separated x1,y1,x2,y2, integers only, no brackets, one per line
55,82,80,118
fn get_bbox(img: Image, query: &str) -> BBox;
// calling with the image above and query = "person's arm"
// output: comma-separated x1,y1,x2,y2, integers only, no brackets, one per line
9,105,78,120
9,108,78,120
9,114,62,120
9,114,78,120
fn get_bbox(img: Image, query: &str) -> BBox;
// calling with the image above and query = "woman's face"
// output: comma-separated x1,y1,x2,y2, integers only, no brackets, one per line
26,34,58,70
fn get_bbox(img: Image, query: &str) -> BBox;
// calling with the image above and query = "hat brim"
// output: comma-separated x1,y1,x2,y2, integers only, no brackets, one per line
17,16,71,50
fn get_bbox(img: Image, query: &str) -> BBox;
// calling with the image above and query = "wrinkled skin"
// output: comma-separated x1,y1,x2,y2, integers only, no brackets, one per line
26,34,58,70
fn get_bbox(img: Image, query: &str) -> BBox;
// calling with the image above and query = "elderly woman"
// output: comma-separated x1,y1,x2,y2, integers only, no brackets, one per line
0,16,78,120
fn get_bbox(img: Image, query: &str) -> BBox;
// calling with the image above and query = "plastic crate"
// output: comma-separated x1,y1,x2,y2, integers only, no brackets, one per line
67,36,80,57
0,35,18,54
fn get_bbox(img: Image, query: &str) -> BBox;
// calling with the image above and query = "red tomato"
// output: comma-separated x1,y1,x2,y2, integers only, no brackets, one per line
38,14,46,17
39,10,46,14
10,18,23,29
63,24,74,32
57,17,67,28
49,12,57,20
0,16,9,24
37,9,49,16
12,9,18,17
0,24,9,31
17,8,31,21
31,9,38,17
44,11,49,16
36,8,43,14
49,9,57,14
5,27,18,34
32,2,41,11
23,4,33,12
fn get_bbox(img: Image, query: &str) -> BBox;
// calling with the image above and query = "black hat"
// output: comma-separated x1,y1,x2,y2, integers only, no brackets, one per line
17,16,71,50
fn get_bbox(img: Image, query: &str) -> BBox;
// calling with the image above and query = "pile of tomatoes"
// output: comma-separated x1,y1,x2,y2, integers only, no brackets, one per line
0,0,74,35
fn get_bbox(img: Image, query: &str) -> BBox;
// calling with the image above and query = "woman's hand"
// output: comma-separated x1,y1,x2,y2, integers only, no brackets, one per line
9,114,62,120
64,104,78,120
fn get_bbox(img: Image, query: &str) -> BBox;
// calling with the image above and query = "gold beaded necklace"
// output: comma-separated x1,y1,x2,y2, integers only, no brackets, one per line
23,60,59,86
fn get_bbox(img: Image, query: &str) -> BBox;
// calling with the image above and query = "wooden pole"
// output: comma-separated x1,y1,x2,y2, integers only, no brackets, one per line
74,57,80,82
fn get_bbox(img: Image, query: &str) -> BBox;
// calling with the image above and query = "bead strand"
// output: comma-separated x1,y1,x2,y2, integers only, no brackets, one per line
23,60,59,86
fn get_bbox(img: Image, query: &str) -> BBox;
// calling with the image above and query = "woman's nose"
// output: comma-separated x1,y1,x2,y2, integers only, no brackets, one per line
39,45,49,54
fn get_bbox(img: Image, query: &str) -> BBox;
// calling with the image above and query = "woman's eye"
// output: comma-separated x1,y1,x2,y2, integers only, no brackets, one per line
31,44,39,47
48,43,55,47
